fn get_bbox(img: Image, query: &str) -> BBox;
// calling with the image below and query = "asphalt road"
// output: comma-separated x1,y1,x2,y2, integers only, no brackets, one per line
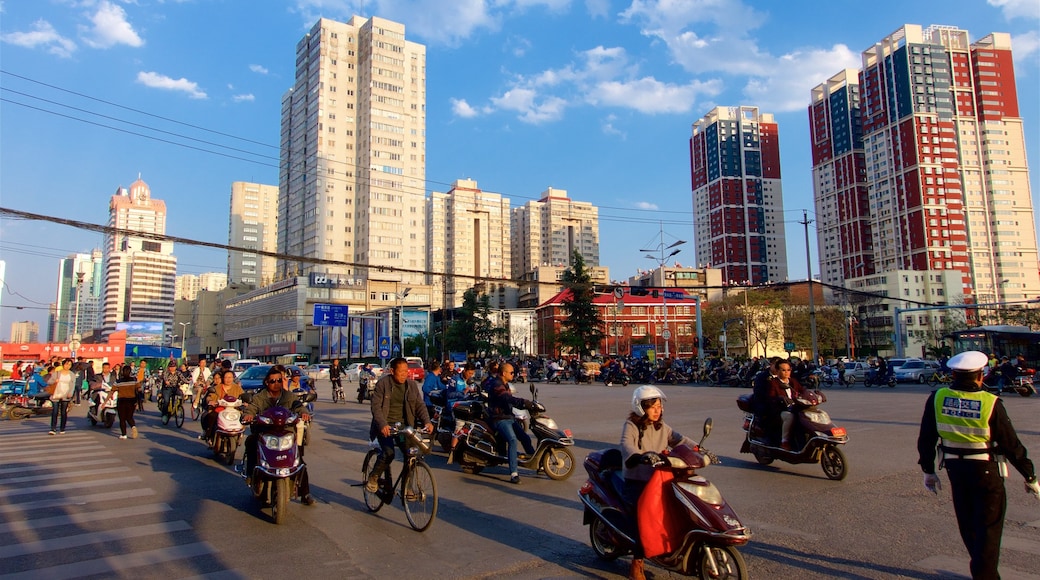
1,380,1038,579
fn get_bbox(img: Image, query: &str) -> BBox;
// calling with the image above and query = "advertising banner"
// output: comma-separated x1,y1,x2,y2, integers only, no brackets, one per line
116,321,165,346
362,318,376,358
402,309,428,340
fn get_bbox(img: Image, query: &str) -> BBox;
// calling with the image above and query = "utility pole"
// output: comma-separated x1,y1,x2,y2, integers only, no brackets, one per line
801,211,819,364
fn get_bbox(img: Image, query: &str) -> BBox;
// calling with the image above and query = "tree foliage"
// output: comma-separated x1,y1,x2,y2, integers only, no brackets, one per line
558,251,605,357
444,288,504,356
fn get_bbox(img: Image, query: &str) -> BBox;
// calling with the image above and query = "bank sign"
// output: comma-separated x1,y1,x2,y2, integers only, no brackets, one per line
309,273,364,288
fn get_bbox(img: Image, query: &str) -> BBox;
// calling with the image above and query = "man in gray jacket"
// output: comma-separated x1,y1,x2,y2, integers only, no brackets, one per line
366,357,432,492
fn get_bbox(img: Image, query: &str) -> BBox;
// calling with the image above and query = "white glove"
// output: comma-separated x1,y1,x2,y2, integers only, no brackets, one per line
1026,478,1040,500
923,473,941,494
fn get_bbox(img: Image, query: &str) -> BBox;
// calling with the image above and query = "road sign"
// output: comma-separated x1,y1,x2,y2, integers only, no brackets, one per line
661,329,672,340
663,290,684,300
378,336,391,359
613,287,624,299
784,341,796,351
312,303,349,327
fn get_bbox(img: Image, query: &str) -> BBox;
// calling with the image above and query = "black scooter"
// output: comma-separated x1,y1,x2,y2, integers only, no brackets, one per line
736,390,849,480
451,385,576,480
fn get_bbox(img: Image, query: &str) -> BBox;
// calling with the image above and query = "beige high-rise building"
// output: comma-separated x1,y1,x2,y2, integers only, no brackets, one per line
101,177,177,335
10,321,39,343
175,273,229,301
511,187,600,279
427,179,510,308
278,16,426,285
228,181,278,286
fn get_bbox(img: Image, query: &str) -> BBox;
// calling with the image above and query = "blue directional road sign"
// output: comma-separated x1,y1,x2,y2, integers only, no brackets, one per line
313,303,349,327
663,290,684,300
378,336,391,359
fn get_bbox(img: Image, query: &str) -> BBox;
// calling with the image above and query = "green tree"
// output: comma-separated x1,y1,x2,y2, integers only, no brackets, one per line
444,288,503,356
557,250,605,357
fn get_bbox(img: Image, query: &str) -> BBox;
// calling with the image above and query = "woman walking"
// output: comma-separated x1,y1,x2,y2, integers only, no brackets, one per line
111,364,141,439
48,358,76,435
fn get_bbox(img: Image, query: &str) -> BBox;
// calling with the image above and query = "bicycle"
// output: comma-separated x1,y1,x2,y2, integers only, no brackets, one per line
331,380,344,403
190,385,208,421
160,387,186,428
926,371,952,388
361,424,438,532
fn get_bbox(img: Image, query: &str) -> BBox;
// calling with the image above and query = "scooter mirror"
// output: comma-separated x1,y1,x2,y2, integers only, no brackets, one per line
703,418,713,437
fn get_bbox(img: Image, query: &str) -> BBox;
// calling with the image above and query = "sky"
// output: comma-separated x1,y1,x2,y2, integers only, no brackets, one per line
1,0,1038,340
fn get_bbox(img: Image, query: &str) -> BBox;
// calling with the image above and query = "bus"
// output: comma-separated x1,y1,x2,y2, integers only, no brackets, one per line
949,325,1040,365
276,354,310,366
216,349,241,363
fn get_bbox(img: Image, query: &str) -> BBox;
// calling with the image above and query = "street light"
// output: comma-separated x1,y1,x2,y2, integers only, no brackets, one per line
178,322,191,357
397,287,412,357
641,223,686,359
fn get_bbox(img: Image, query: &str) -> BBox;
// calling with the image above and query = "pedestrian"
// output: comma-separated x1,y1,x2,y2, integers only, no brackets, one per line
48,358,76,435
136,360,148,411
108,364,141,439
917,350,1039,579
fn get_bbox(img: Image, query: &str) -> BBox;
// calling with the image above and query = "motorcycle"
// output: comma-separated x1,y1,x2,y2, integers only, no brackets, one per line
211,396,246,466
546,367,565,384
451,385,576,480
578,419,750,579
600,365,631,387
984,367,1036,397
736,390,849,480
86,385,117,429
863,368,895,388
357,375,373,403
575,366,597,384
240,392,316,524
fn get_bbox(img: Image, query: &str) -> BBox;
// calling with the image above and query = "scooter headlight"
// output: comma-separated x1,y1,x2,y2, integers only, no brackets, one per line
803,409,830,425
538,417,559,430
262,433,295,451
676,479,724,506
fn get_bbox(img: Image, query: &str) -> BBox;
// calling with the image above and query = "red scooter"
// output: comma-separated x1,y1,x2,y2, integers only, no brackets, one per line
578,419,750,579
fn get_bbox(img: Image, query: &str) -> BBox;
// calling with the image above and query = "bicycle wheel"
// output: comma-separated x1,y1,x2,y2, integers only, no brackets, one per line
174,402,185,428
362,449,385,512
190,399,201,421
402,461,438,532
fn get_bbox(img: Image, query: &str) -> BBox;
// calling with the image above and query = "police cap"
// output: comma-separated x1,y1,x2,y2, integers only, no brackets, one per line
947,351,988,373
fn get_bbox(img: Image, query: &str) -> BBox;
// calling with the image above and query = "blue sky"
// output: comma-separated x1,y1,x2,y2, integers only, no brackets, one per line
1,0,1038,339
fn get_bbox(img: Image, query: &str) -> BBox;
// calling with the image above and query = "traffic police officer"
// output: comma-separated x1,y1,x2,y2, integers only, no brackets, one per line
917,350,1039,579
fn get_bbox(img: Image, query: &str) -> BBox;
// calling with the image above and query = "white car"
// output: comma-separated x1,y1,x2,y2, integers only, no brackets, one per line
306,364,331,380
344,362,383,382
231,359,261,377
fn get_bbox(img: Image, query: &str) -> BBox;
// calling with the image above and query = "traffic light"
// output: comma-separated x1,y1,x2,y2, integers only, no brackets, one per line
631,288,649,296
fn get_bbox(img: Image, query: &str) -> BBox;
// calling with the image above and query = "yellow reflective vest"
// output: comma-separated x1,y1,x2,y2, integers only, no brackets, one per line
933,387,997,451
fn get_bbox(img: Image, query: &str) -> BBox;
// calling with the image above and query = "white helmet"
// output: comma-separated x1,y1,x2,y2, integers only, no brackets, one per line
632,385,666,417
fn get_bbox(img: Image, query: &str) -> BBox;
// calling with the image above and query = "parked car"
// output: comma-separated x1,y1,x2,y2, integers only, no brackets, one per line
306,364,331,380
894,359,939,383
885,358,913,375
237,364,311,392
344,362,384,383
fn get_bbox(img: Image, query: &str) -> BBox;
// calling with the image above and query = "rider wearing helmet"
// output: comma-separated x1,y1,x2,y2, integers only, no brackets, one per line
620,385,694,580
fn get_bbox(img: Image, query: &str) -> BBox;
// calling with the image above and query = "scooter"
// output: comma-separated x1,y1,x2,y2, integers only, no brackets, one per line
87,385,117,429
863,369,895,388
984,368,1036,397
240,393,316,524
451,385,576,481
357,375,373,403
211,396,245,466
736,390,849,480
600,366,631,387
578,419,750,579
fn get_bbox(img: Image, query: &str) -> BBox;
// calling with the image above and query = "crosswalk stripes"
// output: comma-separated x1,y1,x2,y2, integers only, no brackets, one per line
0,420,240,579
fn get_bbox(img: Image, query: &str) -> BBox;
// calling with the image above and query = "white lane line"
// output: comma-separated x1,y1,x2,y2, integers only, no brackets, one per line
0,520,192,559
0,503,171,534
0,541,217,580
0,466,130,486
3,450,115,466
0,476,141,498
0,434,93,445
0,446,98,460
0,488,155,514
0,458,120,476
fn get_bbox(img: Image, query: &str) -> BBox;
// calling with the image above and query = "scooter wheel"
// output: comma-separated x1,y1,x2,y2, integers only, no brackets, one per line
589,517,624,561
697,545,748,580
821,445,848,481
88,416,98,426
752,448,774,465
540,447,575,480
103,415,115,429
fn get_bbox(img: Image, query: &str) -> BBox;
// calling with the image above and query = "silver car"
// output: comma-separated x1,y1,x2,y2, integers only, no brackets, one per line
894,359,939,383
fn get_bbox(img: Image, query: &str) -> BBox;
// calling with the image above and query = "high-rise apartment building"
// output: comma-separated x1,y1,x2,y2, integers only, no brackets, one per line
511,187,600,279
427,179,510,308
101,177,177,335
812,25,1038,303
175,272,229,301
52,250,104,342
10,321,39,343
278,16,426,284
690,106,789,284
228,181,278,286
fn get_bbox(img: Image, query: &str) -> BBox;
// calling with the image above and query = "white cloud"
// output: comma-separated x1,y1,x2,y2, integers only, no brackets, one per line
81,0,144,48
0,19,76,57
634,201,659,210
1012,30,1040,71
136,71,207,99
987,0,1040,20
506,35,532,57
585,0,611,18
490,88,568,123
743,44,860,112
451,98,481,118
232,93,256,102
249,64,269,74
589,77,722,113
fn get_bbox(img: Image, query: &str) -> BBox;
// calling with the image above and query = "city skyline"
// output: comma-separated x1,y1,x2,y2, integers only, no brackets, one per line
1,1,1038,338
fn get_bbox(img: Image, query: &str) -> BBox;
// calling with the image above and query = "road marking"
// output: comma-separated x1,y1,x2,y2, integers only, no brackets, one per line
7,450,114,464
0,475,140,497
0,433,92,444
0,503,171,534
914,554,1040,580
0,541,218,580
0,520,192,558
0,445,97,459
0,457,120,475
0,466,130,486
0,488,155,514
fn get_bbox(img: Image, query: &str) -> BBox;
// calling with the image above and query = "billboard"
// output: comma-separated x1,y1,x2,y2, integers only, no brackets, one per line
116,321,165,346
362,318,377,358
402,309,428,340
